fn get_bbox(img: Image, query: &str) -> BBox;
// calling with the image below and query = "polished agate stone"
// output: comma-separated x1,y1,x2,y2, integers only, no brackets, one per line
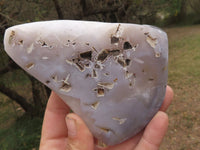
4,20,168,145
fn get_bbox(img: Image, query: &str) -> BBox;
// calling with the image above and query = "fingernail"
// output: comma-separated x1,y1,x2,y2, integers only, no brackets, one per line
66,116,77,138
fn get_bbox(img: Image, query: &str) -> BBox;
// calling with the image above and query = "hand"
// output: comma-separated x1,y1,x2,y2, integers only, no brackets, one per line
39,86,173,150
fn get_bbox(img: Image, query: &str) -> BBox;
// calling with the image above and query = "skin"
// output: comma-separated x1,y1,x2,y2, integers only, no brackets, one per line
40,85,173,150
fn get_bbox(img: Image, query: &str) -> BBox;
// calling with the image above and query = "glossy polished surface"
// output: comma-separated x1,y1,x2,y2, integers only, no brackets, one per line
4,20,168,145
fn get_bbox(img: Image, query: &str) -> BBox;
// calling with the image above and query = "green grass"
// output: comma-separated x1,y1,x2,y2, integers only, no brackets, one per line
0,65,39,150
0,114,42,150
161,25,200,150
169,34,200,83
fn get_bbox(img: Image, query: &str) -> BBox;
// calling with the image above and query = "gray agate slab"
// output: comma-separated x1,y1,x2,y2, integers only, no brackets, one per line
4,20,168,145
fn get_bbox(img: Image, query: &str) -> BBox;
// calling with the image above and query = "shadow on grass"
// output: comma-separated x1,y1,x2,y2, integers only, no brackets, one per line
0,114,43,150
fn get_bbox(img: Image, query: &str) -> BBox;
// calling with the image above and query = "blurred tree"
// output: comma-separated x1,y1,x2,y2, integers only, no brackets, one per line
0,0,52,116
189,0,200,14
160,0,188,24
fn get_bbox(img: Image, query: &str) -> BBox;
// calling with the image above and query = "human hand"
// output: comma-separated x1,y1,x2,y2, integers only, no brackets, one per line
39,86,173,150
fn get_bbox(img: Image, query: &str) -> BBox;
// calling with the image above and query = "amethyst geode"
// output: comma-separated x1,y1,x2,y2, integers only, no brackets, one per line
4,20,168,145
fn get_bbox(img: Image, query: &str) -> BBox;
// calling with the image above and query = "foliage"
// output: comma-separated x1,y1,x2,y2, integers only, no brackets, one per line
163,0,184,16
189,0,200,15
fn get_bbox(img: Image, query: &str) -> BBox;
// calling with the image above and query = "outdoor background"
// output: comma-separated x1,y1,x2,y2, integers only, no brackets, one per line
0,0,200,149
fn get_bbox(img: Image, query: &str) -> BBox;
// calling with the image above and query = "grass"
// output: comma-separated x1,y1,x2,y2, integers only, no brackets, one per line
0,68,39,150
0,25,200,150
160,25,200,150
0,114,42,150
0,92,42,150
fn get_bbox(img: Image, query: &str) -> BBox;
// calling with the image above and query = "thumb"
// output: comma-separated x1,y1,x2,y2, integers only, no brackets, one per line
65,113,94,150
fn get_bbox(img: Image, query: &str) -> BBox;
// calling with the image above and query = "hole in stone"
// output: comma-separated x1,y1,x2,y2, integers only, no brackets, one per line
26,63,34,70
97,88,104,97
111,36,119,44
145,33,157,48
113,78,118,82
72,57,81,63
125,59,131,66
18,40,23,45
95,64,100,69
125,71,133,79
90,101,100,110
49,45,53,49
85,63,90,68
92,47,98,53
104,73,109,76
123,41,132,50
41,41,47,47
51,75,58,82
129,77,136,87
45,80,50,84
149,78,154,81
75,62,85,72
63,74,70,84
80,51,92,60
85,73,91,78
9,30,15,44
66,59,73,65
155,52,161,58
60,82,71,93
117,58,126,67
109,49,120,56
92,69,97,78
98,82,114,90
116,24,121,33
97,49,109,62
98,127,110,133
112,117,127,125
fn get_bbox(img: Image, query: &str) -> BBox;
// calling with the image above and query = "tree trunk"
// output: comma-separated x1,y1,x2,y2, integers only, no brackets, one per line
28,76,48,115
52,0,64,19
0,60,19,76
177,0,187,21
0,83,34,113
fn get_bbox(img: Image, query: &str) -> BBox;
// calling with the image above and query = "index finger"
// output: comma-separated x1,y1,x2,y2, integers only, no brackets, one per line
40,91,71,148
160,85,174,111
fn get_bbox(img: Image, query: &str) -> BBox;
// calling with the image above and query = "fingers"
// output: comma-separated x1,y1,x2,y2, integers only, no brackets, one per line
40,91,71,150
66,113,94,150
96,132,143,150
134,111,168,150
40,92,94,150
160,85,174,111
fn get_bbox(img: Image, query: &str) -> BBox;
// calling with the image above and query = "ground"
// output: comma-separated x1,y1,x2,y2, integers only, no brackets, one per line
161,25,200,150
0,25,200,150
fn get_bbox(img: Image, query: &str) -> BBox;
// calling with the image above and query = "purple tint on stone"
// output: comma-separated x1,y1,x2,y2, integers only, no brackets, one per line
4,20,168,145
